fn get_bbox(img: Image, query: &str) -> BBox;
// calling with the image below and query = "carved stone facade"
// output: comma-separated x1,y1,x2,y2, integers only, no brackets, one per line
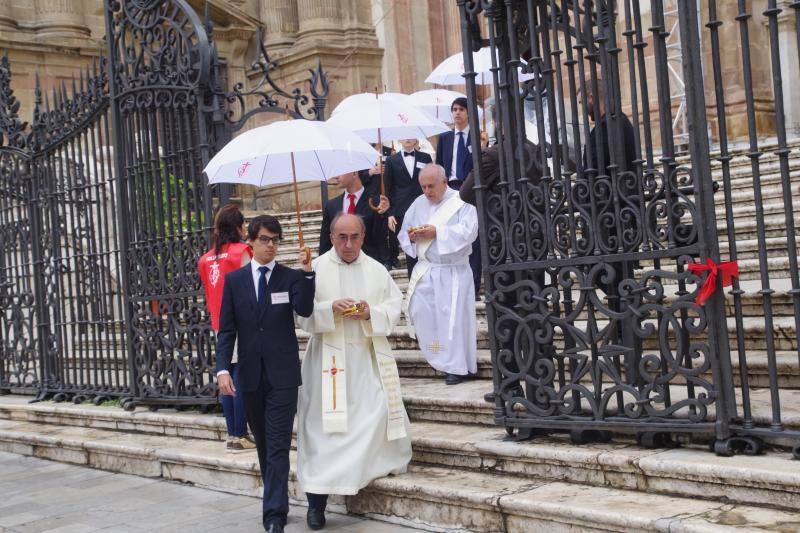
1,0,796,212
0,0,382,211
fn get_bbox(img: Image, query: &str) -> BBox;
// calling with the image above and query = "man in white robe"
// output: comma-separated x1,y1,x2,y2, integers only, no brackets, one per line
297,213,412,530
398,163,479,385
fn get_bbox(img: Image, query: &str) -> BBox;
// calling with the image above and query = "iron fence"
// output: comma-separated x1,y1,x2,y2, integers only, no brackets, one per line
0,0,328,409
460,0,800,456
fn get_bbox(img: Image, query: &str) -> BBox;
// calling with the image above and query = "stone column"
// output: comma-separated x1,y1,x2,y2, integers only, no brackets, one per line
296,0,341,41
33,0,90,38
0,1,16,30
261,0,299,54
776,0,800,136
701,0,776,142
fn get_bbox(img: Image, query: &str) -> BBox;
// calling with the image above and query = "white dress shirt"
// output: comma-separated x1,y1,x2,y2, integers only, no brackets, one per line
403,150,415,177
450,125,470,181
342,186,365,213
251,258,276,301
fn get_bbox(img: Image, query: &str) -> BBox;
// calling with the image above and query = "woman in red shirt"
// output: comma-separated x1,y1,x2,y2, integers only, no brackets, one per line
198,204,255,453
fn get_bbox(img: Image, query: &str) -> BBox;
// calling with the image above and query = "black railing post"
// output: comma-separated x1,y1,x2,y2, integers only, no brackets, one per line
677,0,733,441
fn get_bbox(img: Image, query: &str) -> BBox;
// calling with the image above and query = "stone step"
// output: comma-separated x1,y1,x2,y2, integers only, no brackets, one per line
56,346,800,392
2,412,800,531
391,349,800,388
398,377,800,440
294,315,800,352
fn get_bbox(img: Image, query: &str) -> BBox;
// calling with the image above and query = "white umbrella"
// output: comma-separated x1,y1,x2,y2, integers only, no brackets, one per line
326,95,449,209
425,46,534,86
332,92,408,116
409,88,485,122
204,119,378,257
327,97,449,144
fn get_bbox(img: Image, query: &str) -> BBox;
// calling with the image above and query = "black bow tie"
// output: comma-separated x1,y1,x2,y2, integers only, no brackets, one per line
403,151,414,157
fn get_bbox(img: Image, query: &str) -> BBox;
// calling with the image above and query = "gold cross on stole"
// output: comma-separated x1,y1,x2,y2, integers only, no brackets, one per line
427,341,443,354
323,356,344,410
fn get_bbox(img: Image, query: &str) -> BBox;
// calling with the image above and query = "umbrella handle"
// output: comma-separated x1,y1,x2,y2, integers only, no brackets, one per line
300,246,311,266
369,125,386,212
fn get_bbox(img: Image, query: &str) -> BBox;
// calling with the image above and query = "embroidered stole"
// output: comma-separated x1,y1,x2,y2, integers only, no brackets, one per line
402,193,465,338
315,253,407,441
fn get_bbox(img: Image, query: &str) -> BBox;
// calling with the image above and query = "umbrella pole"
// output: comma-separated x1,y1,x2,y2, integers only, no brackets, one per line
290,151,310,265
369,126,385,212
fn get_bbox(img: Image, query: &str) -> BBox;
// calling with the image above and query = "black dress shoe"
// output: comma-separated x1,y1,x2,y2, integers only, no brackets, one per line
264,523,284,533
445,373,465,385
485,385,525,402
307,507,326,530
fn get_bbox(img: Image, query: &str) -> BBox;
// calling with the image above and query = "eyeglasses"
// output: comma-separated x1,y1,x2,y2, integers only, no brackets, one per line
256,235,281,245
333,234,363,243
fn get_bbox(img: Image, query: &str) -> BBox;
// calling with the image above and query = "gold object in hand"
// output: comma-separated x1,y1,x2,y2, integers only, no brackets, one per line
342,302,366,316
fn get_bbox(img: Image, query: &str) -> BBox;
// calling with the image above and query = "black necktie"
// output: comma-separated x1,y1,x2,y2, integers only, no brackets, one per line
455,131,467,180
257,266,270,308
403,151,414,157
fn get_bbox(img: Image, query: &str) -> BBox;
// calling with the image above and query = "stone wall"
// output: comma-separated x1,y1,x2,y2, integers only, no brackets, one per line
0,0,383,213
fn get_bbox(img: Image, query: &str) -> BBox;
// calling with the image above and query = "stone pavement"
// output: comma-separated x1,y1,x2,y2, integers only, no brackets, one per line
0,452,422,533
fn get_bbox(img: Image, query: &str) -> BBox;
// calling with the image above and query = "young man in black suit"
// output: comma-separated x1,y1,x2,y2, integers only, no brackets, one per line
216,215,315,533
436,97,474,190
359,144,394,267
384,138,432,276
436,96,483,295
319,170,389,263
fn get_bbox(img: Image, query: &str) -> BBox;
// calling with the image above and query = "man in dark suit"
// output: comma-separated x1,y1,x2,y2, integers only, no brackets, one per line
436,97,474,190
359,144,394,267
436,96,482,295
216,215,315,533
384,138,432,276
319,170,389,264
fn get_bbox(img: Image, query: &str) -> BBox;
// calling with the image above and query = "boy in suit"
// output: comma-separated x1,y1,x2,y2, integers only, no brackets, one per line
384,139,432,276
436,97,474,190
216,215,315,533
436,96,484,295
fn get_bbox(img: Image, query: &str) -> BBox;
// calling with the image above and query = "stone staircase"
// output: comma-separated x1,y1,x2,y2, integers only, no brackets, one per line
2,395,800,531
2,140,800,531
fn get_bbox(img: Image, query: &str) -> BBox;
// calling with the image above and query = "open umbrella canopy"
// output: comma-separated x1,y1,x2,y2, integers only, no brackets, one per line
408,88,484,121
327,97,449,143
425,47,534,86
332,91,408,116
203,119,379,187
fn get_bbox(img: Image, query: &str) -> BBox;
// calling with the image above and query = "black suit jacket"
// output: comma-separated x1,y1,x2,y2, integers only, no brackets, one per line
216,262,314,391
436,129,474,180
384,150,432,219
319,192,385,261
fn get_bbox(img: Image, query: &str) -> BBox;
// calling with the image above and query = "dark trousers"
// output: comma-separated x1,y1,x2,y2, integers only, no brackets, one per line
470,240,481,296
243,383,298,528
219,363,247,437
307,492,328,511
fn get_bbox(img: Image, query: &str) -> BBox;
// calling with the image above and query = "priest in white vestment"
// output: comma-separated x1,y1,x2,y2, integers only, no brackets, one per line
297,213,412,530
398,163,479,385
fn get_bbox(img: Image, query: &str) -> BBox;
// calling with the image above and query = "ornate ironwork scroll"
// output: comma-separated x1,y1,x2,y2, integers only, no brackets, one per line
460,0,727,442
0,55,38,392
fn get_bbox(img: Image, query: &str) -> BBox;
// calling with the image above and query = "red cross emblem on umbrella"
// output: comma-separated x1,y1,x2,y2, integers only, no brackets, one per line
237,161,252,177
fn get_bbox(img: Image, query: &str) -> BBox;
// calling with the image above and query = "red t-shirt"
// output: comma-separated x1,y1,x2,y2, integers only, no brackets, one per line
198,242,253,330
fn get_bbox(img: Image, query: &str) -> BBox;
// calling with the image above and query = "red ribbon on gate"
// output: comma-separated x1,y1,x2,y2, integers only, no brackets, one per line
687,259,739,306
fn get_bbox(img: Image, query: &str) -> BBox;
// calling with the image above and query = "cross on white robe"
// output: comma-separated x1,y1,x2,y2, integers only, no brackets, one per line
296,250,411,496
398,187,479,376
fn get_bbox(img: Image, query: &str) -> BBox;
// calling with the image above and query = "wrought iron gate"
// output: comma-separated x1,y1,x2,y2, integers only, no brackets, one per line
461,0,800,455
0,0,328,408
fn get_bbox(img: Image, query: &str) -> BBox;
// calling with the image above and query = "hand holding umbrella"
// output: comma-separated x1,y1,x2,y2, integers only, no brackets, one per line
203,116,379,266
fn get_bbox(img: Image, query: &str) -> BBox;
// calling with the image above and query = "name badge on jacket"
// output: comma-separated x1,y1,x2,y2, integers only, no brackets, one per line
271,292,290,304
415,161,426,169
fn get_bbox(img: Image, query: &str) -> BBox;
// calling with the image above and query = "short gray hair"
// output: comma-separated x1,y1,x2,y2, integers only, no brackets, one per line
420,163,447,182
